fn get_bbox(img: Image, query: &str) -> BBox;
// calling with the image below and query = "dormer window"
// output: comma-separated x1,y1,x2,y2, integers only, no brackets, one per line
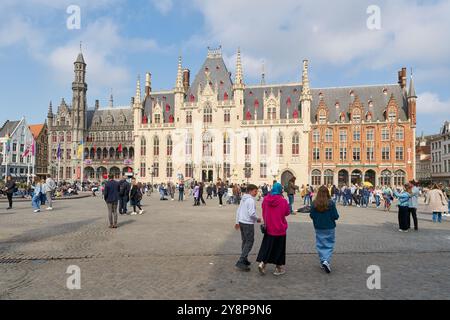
383,88,388,95
349,90,355,97
366,112,372,122
154,114,161,124
388,109,396,122
335,102,340,108
224,92,228,101
319,110,327,124
352,110,361,123
340,113,346,122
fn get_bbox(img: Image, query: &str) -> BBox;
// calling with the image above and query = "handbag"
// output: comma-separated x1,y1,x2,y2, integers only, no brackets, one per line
260,224,267,234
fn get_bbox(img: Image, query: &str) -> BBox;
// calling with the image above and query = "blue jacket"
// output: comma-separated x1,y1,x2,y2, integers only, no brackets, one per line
310,201,340,230
394,191,411,207
104,180,120,203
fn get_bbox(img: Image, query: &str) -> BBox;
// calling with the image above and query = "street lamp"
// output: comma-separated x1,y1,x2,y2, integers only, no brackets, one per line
243,167,253,184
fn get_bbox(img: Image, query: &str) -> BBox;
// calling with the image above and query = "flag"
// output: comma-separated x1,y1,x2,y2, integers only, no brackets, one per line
118,143,123,153
31,140,35,156
5,134,11,153
57,143,61,160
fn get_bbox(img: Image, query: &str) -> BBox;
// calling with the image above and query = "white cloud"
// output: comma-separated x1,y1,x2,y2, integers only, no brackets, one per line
151,0,173,15
417,92,450,115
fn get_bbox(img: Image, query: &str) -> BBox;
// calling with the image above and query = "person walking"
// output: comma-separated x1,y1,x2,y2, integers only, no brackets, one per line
206,183,213,199
408,181,420,231
234,184,261,271
287,177,299,214
43,174,56,211
104,174,120,228
130,178,144,215
198,182,206,205
310,186,340,273
118,176,131,215
393,184,412,232
256,183,290,276
31,177,44,213
193,183,200,206
217,178,225,207
374,186,382,208
382,185,393,212
425,184,447,224
4,176,16,210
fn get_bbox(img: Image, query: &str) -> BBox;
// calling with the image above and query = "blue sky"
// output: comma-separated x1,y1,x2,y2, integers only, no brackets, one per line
1,0,449,135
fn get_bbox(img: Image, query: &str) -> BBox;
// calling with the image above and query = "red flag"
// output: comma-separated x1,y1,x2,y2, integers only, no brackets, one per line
118,144,123,153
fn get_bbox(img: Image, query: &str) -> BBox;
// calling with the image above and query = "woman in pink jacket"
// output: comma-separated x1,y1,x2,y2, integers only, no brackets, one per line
256,182,291,276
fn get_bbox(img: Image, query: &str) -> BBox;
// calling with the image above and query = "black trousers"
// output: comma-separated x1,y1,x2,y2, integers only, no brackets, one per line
408,207,418,230
398,206,410,231
199,195,206,204
119,196,129,214
7,193,13,208
218,194,223,205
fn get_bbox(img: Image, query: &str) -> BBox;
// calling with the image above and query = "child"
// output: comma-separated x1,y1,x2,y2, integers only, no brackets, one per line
234,184,261,271
310,185,340,274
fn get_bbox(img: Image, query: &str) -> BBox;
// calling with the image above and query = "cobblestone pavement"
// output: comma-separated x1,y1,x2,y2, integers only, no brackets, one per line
1,194,449,300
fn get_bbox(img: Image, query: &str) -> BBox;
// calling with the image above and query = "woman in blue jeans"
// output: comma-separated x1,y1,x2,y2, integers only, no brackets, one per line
31,177,43,213
310,186,340,274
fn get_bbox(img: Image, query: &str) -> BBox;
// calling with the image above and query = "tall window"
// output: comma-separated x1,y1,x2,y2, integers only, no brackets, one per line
186,134,192,156
223,134,231,156
276,133,283,156
319,111,327,124
167,135,173,156
381,127,390,141
60,133,65,142
313,130,320,143
366,129,374,141
224,110,231,123
292,133,300,156
52,132,57,143
67,132,71,143
394,170,405,186
203,133,213,157
223,163,231,178
140,137,146,156
325,129,333,142
260,163,267,179
395,127,404,141
353,147,361,161
167,162,173,178
155,114,161,124
185,163,193,178
245,136,251,156
352,110,361,123
312,170,321,186
313,148,320,161
396,146,404,161
353,129,361,142
382,146,390,160
153,163,159,178
388,109,396,122
140,162,146,178
366,147,374,161
324,170,334,186
339,130,347,142
268,107,276,120
340,147,347,161
325,148,333,161
153,136,159,156
204,105,212,123
260,133,267,155
186,111,192,124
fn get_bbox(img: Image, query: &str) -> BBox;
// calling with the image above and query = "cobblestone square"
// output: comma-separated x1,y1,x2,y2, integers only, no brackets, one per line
1,194,449,300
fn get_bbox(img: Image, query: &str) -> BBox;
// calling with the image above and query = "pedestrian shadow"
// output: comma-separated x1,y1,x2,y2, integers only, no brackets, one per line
116,219,137,228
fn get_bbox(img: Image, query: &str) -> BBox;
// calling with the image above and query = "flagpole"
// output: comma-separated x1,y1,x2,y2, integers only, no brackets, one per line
4,145,7,184
81,141,84,184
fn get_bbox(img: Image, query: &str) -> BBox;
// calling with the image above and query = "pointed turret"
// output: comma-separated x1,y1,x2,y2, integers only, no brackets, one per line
408,70,417,99
135,75,141,104
175,56,184,93
407,69,417,127
109,91,114,108
301,59,312,102
47,101,53,118
234,48,244,88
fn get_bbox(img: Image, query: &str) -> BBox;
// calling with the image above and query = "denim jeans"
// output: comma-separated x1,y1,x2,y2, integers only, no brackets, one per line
432,212,442,223
288,194,294,213
375,195,381,207
32,195,41,210
448,201,450,214
178,191,184,201
315,229,336,263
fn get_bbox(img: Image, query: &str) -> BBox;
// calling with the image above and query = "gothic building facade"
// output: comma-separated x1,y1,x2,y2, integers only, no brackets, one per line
133,47,416,187
47,52,134,182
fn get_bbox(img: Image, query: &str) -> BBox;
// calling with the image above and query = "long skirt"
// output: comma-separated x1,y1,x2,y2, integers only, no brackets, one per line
398,206,410,230
256,234,286,266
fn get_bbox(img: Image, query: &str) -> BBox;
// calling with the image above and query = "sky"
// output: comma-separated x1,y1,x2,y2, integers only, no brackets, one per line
0,0,449,136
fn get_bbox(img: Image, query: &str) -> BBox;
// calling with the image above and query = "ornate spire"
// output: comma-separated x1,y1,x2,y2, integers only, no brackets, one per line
47,101,53,118
135,75,141,104
408,69,417,99
234,47,244,89
301,59,312,101
261,60,266,85
109,89,114,108
175,56,184,93
145,72,152,96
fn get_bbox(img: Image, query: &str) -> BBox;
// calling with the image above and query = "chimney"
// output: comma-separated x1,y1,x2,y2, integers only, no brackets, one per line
183,69,190,92
145,72,152,96
95,100,99,110
399,67,407,89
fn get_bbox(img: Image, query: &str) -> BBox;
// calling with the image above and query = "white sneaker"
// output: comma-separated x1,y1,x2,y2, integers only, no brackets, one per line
131,212,137,215
322,261,331,273
258,262,266,275
273,268,286,276
139,210,144,215
219,205,223,207
33,209,40,213
46,207,53,211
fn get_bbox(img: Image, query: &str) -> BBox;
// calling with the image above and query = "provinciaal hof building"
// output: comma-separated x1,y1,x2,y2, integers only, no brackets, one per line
133,47,416,187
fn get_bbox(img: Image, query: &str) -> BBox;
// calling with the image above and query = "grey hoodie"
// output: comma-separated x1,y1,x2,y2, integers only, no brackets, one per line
235,194,258,224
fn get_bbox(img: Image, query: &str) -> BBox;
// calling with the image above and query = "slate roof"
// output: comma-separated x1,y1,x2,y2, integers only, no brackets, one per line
0,120,20,138
143,91,175,123
86,107,133,130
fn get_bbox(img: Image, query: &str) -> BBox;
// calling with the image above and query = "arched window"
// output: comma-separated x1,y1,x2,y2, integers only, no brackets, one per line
140,137,146,156
276,132,283,156
186,134,192,156
292,132,300,156
203,133,213,157
324,170,334,186
380,170,392,186
109,147,115,159
153,136,159,156
204,105,212,123
223,133,230,156
312,170,322,186
167,135,173,156
260,133,267,156
394,170,406,186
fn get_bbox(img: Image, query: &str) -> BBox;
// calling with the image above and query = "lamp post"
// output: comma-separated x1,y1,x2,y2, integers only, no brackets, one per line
243,167,253,184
